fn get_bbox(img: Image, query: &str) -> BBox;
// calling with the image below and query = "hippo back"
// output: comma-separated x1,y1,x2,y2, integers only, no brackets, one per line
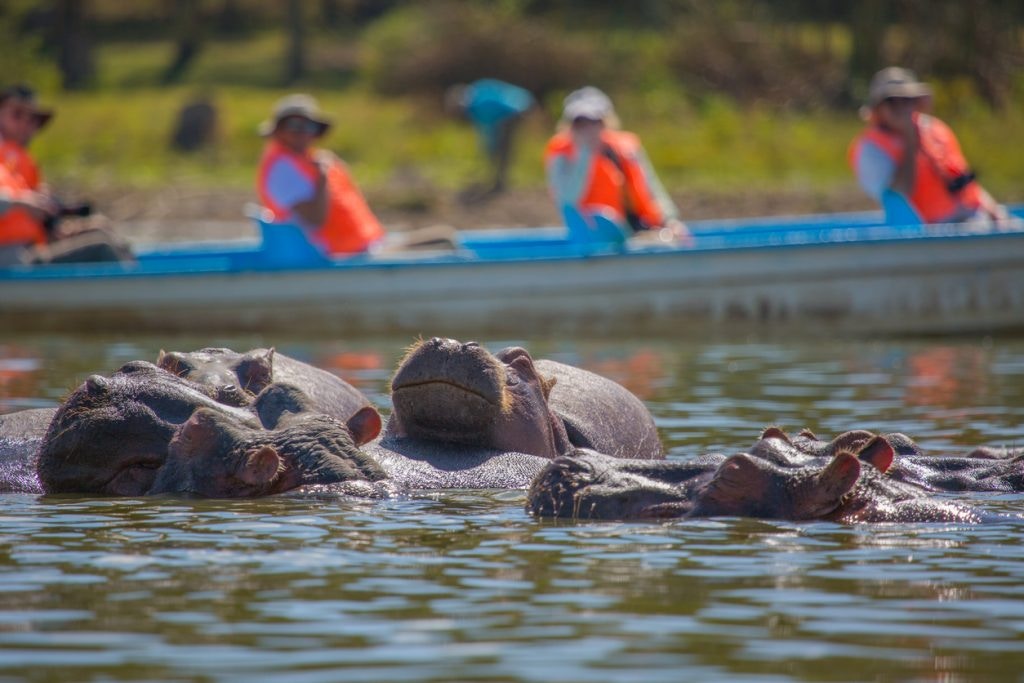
535,359,663,460
0,408,55,493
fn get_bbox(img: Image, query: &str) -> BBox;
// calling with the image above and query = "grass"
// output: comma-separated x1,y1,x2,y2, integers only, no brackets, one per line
23,36,1024,206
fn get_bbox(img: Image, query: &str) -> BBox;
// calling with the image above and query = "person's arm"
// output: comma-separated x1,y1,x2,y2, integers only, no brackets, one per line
264,156,322,228
289,161,328,227
0,189,57,222
887,112,919,197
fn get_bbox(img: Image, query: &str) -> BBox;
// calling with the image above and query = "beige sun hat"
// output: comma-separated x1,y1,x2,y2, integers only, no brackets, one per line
562,86,615,122
0,84,54,128
258,93,332,137
867,67,932,107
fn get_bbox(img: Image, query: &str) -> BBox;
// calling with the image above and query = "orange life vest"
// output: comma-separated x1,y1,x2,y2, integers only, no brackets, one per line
257,141,385,255
0,159,46,247
545,129,668,229
0,140,41,190
849,114,987,224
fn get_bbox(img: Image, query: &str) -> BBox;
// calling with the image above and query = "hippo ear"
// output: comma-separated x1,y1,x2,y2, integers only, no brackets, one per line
761,426,790,442
855,436,894,473
820,451,862,494
798,428,816,439
237,349,275,393
238,446,282,486
701,454,766,510
346,406,382,446
157,350,187,376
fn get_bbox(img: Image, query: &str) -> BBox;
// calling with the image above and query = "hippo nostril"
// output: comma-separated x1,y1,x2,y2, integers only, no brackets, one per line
429,337,444,347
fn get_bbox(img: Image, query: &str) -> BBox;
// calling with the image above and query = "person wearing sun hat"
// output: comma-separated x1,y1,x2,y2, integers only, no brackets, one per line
0,84,133,266
256,93,385,256
544,86,689,246
848,67,1006,226
0,84,57,255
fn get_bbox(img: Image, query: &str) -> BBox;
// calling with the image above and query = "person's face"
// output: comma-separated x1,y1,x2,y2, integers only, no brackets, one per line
570,117,604,149
0,97,40,146
875,97,923,129
272,116,322,153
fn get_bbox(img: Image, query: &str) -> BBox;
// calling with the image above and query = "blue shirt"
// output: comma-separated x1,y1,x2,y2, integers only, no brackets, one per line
463,79,534,153
853,139,923,224
265,156,315,226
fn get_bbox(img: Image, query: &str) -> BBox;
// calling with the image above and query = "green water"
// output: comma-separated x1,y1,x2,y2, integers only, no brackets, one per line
1,333,1023,682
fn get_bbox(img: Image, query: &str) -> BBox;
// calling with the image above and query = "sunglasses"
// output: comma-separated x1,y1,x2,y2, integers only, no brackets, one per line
279,118,322,135
882,97,919,106
1,105,36,122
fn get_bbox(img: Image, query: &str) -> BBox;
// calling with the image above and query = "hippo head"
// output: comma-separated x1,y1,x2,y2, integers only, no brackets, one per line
691,451,864,520
148,401,387,498
157,347,275,407
527,437,897,522
753,427,895,472
527,449,715,520
38,361,261,496
386,338,571,459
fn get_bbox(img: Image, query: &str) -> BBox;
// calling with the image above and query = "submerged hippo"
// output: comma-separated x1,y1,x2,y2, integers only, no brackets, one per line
367,337,662,488
149,388,389,498
157,346,372,422
760,427,1024,493
527,438,996,524
0,407,57,493
36,361,381,496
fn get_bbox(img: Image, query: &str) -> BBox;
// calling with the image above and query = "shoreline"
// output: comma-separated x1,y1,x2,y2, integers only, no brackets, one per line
69,183,881,244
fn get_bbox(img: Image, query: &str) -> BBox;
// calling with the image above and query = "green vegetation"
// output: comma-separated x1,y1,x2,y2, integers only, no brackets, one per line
6,1,1023,205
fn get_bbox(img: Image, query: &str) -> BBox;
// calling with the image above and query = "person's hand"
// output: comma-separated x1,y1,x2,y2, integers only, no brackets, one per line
888,100,919,144
16,192,59,223
660,218,694,247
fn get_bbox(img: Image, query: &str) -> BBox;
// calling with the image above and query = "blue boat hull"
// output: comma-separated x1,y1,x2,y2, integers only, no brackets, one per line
2,208,1022,337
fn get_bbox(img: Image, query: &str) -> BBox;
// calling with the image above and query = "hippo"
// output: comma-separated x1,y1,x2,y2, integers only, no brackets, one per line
36,360,382,496
0,407,56,493
365,337,663,489
527,439,997,524
149,386,390,498
156,346,373,422
761,427,1024,493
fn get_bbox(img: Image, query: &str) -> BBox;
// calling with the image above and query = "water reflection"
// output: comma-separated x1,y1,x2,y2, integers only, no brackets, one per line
1,335,1024,680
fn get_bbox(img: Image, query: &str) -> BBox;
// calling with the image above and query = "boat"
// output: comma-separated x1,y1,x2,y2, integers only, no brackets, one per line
2,206,1022,337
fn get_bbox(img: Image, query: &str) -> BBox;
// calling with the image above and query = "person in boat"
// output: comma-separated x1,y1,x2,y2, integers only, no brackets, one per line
257,94,387,257
256,94,454,256
445,79,535,203
544,86,690,246
0,84,133,267
848,67,1007,227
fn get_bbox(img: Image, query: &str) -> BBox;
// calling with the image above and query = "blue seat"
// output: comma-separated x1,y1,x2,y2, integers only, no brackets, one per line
255,220,330,268
562,206,630,251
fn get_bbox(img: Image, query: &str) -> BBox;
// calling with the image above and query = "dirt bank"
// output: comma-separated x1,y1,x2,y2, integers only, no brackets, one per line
72,183,878,244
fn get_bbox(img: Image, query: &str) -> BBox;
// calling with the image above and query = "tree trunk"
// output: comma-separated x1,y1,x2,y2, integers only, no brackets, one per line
285,0,306,84
162,0,203,84
845,0,888,104
54,0,95,90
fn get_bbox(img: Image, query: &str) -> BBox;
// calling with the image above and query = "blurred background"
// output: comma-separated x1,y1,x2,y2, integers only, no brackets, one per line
2,0,1022,234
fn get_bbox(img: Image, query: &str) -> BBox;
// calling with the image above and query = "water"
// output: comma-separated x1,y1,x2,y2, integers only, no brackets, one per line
1,333,1023,682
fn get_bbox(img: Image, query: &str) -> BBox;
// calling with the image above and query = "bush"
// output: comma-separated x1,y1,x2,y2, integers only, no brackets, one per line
666,16,845,109
361,1,595,100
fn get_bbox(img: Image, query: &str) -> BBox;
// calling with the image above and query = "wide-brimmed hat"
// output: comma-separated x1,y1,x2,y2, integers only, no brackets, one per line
562,86,614,122
867,67,931,107
0,84,54,128
258,93,332,137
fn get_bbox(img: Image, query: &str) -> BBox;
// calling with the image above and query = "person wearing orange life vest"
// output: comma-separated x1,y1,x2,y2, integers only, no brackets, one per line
257,94,385,256
0,84,131,267
0,85,57,264
544,86,690,245
849,67,1007,226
